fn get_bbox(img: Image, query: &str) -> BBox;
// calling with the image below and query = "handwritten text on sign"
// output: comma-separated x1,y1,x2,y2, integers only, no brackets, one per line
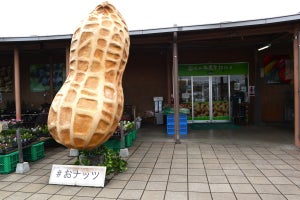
49,164,106,187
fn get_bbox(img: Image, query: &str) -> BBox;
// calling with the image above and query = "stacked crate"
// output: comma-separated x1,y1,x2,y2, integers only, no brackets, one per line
166,114,188,135
23,142,45,162
0,151,19,174
0,142,46,174
104,129,137,152
103,139,121,153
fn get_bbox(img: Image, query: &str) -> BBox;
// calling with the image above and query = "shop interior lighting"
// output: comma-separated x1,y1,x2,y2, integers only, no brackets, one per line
258,44,271,51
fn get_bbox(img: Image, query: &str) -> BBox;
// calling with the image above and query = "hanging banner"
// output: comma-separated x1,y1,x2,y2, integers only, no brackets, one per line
263,55,292,84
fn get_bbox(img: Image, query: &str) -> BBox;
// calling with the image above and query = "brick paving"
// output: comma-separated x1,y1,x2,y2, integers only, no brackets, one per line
1,124,300,199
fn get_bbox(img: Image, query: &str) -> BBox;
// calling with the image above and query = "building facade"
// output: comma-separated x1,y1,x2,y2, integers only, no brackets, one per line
0,14,300,146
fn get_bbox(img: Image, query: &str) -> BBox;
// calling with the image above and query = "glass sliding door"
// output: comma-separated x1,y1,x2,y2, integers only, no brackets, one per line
211,76,230,122
180,76,231,123
179,75,246,123
192,76,210,122
178,62,249,123
179,76,192,120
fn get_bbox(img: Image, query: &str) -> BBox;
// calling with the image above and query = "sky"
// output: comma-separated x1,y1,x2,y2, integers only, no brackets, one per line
0,0,299,37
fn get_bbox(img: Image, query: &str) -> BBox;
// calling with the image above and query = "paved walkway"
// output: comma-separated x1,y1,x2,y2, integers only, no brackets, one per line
1,124,300,200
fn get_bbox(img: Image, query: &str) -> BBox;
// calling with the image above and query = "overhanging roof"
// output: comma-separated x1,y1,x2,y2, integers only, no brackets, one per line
130,13,300,35
0,13,300,43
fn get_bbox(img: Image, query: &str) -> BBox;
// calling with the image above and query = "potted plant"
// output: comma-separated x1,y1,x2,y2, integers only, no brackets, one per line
75,145,128,178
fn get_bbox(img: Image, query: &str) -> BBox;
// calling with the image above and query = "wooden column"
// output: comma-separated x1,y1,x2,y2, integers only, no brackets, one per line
65,45,70,76
173,31,180,144
294,27,300,148
49,56,54,100
166,51,172,104
14,48,21,121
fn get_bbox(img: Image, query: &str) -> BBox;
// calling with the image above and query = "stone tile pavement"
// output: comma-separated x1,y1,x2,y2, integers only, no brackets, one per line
1,125,300,199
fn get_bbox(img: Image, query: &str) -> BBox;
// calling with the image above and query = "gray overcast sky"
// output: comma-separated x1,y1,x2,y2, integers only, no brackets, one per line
0,0,299,37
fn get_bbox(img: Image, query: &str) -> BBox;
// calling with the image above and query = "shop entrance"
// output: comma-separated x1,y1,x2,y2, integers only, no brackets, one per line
180,75,230,123
178,62,249,124
180,75,249,123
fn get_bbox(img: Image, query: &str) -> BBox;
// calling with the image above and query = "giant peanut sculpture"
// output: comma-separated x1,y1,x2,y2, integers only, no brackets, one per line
47,2,130,150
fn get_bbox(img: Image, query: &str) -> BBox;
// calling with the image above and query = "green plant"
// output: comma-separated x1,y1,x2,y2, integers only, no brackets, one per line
76,145,127,176
100,147,127,175
31,125,50,137
122,120,135,133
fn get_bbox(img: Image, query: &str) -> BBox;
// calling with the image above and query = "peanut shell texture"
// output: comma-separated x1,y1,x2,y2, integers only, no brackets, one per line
47,1,130,150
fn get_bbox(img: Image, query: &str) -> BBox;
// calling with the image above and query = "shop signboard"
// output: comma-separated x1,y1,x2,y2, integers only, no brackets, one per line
179,62,249,76
49,164,106,187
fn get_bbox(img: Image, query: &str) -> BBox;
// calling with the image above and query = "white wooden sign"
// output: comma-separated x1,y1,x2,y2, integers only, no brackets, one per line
49,164,106,187
182,93,190,99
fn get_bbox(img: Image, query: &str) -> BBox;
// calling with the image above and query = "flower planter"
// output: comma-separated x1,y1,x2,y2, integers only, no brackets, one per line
103,139,121,153
0,151,19,174
125,131,133,147
0,147,16,155
23,142,45,162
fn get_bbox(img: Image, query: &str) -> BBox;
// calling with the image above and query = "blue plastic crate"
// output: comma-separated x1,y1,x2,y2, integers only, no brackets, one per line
167,127,188,135
179,126,188,134
167,122,188,126
167,128,175,135
166,114,187,124
166,113,188,135
167,123,188,129
167,130,188,135
167,114,187,119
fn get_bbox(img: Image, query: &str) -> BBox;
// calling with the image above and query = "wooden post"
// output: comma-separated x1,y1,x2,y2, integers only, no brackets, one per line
65,45,70,76
49,56,54,100
294,27,300,148
14,48,21,121
166,51,172,104
173,30,180,144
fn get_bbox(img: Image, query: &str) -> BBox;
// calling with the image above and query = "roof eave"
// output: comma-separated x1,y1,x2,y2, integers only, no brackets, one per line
1,13,300,42
130,13,300,35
